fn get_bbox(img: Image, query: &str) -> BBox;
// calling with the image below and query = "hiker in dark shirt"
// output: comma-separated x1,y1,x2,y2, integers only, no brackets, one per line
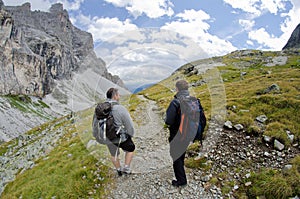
165,80,191,187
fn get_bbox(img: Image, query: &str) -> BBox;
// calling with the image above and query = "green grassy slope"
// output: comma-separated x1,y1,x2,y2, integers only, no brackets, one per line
139,49,300,198
1,108,114,199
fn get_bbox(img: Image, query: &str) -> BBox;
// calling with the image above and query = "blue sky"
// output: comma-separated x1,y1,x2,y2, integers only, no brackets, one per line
3,0,300,90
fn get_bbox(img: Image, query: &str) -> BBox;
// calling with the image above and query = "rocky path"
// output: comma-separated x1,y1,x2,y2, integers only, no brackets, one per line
107,95,221,199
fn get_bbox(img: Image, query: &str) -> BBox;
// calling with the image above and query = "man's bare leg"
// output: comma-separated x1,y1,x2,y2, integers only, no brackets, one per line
111,156,121,169
125,152,134,166
123,152,134,174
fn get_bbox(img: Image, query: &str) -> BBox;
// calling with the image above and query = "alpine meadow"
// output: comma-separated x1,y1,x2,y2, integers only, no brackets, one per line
0,1,299,199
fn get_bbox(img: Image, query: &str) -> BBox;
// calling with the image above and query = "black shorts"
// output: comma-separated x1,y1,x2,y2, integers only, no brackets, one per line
107,136,135,156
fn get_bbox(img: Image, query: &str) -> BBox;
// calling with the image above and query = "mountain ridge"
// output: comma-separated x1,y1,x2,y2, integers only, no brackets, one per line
283,23,300,50
0,1,130,142
0,1,125,97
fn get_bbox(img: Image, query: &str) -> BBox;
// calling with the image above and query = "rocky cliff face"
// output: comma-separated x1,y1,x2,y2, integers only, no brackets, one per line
0,1,124,97
282,23,300,50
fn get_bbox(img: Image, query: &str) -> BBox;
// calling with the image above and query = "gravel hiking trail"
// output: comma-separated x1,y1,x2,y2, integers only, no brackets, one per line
107,95,217,199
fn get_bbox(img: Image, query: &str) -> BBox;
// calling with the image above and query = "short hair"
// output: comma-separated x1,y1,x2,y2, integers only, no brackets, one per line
106,88,118,99
175,80,189,91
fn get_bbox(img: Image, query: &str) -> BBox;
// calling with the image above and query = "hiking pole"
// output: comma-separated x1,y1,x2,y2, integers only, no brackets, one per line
114,126,122,161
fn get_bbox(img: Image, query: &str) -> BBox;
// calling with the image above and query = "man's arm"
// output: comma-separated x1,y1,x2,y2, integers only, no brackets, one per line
165,99,179,126
120,106,135,137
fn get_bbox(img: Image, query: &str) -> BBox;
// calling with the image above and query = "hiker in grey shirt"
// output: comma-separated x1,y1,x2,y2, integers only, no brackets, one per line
106,88,135,176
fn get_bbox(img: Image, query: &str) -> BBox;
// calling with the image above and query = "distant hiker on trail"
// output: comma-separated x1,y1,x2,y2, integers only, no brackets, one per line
165,80,206,187
103,88,135,176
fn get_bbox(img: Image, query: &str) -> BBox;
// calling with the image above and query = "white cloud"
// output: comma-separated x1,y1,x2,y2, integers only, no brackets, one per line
239,19,255,31
260,0,286,14
57,0,84,11
223,0,299,50
162,9,236,56
104,0,174,18
248,28,284,49
246,40,254,46
95,28,209,68
110,62,174,90
223,0,261,15
107,49,178,85
123,52,147,62
103,0,131,7
77,15,138,42
224,0,287,16
176,9,211,24
93,28,209,89
280,0,300,38
246,0,300,50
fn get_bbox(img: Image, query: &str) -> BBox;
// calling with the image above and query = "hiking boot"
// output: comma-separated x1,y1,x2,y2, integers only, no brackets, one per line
117,168,122,176
172,180,187,187
122,166,131,174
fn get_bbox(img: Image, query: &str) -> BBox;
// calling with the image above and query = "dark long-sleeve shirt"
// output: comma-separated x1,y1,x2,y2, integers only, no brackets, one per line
165,90,189,142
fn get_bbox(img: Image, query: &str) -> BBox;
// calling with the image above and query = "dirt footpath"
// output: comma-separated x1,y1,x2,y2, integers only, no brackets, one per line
107,95,218,199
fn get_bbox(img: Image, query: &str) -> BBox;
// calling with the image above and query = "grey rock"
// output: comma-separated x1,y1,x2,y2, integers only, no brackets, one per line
282,164,292,172
201,175,211,182
233,185,239,190
274,139,285,151
263,135,272,143
286,131,295,143
224,121,233,129
264,152,271,157
256,115,268,123
263,84,280,94
245,182,252,186
86,139,98,149
234,124,244,131
264,56,288,67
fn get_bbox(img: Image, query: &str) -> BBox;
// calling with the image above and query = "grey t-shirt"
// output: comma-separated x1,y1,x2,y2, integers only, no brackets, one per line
108,100,135,137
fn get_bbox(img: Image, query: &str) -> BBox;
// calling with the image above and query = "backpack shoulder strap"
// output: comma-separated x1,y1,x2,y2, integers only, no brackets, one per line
109,101,119,107
196,98,204,110
173,96,181,114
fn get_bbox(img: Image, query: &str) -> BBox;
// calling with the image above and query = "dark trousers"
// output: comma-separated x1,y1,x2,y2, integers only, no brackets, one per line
170,138,189,184
173,151,187,184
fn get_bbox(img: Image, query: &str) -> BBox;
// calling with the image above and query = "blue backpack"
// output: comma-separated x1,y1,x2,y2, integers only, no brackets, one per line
177,96,206,143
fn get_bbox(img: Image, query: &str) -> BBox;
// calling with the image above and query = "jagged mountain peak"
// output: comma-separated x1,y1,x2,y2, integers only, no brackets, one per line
282,23,300,50
0,2,125,98
0,2,129,142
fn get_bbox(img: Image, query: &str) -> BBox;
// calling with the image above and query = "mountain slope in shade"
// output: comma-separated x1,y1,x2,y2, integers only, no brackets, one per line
0,1,125,97
282,23,300,50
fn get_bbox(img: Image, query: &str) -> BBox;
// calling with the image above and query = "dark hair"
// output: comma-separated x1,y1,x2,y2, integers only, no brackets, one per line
106,88,118,99
175,80,189,91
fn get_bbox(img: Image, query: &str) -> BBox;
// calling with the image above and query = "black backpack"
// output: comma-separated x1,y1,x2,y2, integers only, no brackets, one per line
177,96,206,143
92,102,120,144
